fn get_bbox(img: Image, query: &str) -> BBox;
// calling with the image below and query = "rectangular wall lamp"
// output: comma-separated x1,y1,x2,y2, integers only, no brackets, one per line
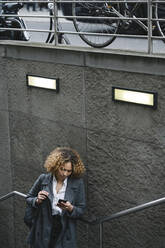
27,75,59,92
112,87,157,109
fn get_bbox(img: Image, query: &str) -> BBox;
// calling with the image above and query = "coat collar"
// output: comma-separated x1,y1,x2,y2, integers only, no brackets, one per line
64,177,75,203
41,173,53,202
41,173,76,204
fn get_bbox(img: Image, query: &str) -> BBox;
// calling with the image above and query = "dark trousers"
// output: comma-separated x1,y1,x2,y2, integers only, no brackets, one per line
49,215,62,248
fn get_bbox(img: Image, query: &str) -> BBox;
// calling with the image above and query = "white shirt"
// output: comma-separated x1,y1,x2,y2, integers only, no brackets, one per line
52,176,68,215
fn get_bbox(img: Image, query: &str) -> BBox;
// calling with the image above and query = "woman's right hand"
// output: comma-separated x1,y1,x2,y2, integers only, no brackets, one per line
36,190,49,204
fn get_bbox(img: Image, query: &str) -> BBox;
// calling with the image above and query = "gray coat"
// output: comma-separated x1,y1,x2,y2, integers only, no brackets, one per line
26,173,86,248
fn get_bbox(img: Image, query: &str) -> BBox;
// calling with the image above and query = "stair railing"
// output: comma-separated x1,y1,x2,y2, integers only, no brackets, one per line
0,191,26,201
1,191,165,248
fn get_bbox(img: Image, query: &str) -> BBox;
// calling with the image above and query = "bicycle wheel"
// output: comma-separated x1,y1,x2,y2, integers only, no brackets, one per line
72,1,121,48
155,2,165,41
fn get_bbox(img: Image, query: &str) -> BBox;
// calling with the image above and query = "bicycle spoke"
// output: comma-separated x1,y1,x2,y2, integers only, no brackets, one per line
72,1,121,48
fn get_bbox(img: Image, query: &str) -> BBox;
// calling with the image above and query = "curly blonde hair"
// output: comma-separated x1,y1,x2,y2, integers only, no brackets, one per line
44,147,86,178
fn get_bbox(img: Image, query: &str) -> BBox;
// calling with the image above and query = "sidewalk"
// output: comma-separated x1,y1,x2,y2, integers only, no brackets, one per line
19,6,51,22
19,7,69,23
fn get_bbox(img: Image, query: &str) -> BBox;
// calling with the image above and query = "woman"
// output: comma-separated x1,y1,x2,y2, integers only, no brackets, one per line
25,147,86,248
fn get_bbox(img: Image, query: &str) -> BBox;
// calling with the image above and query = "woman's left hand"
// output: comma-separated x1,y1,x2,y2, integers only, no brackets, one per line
57,201,74,212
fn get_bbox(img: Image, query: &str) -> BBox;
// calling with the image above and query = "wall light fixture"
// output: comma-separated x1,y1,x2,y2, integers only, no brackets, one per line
112,87,157,109
27,75,59,92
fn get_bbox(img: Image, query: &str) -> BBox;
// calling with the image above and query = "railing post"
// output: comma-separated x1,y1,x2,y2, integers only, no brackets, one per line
53,0,58,46
99,222,103,248
147,0,153,54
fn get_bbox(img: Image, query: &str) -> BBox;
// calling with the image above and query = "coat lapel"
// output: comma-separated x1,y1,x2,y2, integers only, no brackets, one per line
41,173,54,203
41,175,76,209
64,177,75,203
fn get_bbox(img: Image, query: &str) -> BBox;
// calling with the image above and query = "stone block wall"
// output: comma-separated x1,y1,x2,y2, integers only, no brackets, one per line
0,43,165,248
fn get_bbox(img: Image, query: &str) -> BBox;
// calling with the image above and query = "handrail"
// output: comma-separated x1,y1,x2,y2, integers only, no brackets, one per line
1,190,165,224
81,196,165,248
84,196,165,224
1,191,165,248
0,191,26,201
0,0,165,55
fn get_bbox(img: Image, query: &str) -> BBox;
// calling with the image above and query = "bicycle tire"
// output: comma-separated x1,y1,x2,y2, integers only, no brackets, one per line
155,2,165,42
72,1,121,48
46,9,53,43
11,19,27,41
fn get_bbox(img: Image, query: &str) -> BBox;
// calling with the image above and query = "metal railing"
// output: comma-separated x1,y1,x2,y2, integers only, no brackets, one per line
1,190,165,248
0,0,165,55
0,191,26,200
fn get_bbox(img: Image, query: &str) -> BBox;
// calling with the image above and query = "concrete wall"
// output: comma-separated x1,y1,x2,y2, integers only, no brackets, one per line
0,46,14,248
1,43,165,248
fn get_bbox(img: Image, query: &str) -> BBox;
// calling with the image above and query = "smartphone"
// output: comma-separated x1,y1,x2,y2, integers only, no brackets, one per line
58,199,67,204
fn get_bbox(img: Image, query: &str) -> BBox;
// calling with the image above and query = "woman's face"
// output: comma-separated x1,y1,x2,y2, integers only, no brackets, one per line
56,161,72,182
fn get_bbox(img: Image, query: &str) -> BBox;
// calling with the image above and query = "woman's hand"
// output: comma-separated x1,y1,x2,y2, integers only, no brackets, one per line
36,190,49,204
57,201,74,212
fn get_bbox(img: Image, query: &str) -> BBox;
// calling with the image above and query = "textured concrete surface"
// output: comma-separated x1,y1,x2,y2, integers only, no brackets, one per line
0,44,165,248
0,58,14,248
